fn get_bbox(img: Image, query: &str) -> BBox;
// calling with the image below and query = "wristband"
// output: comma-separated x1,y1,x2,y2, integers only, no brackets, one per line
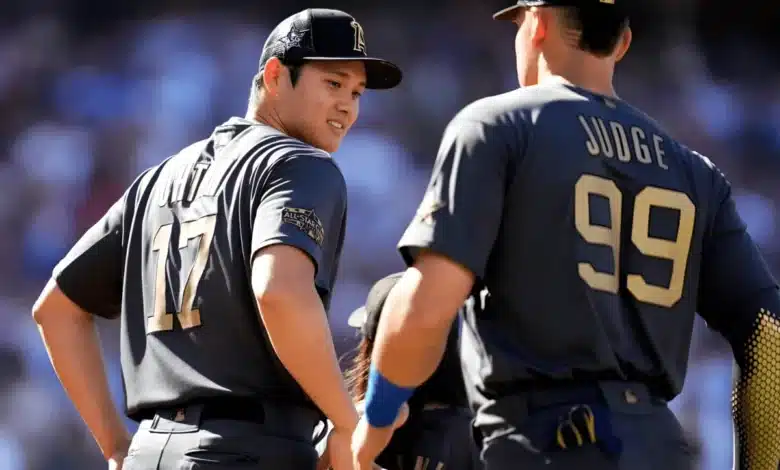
364,364,414,427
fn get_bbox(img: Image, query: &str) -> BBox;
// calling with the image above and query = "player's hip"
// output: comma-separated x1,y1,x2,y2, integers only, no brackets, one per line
474,380,694,470
123,399,322,470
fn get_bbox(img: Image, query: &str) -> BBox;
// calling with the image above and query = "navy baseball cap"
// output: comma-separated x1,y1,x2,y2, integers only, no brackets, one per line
259,9,402,90
493,0,624,21
347,272,403,341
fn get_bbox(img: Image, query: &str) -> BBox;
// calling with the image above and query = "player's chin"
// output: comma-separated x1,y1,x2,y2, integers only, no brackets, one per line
317,134,344,153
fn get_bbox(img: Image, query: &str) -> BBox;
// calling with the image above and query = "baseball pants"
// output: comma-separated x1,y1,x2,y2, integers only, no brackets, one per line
475,381,695,470
122,401,322,470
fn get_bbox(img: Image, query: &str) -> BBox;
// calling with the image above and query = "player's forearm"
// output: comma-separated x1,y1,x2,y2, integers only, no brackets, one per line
372,274,455,387
34,310,129,459
258,285,359,432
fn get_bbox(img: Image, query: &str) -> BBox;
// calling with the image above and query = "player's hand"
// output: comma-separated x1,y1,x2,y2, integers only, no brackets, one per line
106,436,130,470
317,425,356,470
351,403,409,470
107,451,126,470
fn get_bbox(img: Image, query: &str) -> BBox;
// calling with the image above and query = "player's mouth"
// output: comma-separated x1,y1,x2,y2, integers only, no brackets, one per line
327,120,345,131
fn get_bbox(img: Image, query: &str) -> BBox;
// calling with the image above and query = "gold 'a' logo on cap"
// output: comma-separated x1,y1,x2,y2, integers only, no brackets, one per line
351,20,366,53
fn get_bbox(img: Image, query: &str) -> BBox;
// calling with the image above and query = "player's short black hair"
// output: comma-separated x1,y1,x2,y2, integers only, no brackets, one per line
556,6,629,57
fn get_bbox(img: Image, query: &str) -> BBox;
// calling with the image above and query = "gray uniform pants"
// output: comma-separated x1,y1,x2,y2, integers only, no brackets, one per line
122,402,321,470
475,381,696,470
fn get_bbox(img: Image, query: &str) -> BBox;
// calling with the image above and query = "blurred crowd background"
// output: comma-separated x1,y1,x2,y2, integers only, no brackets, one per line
0,0,778,469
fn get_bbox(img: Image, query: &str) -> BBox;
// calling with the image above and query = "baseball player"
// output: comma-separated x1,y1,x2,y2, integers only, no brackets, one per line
350,2,780,470
340,273,481,469
31,8,401,470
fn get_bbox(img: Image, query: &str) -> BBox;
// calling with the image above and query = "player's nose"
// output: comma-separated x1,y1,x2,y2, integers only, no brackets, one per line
335,100,357,125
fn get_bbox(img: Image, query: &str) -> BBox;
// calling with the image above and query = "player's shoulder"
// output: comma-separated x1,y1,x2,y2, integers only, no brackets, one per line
682,146,718,171
439,89,537,150
445,83,590,134
455,81,592,118
678,144,731,191
449,88,537,126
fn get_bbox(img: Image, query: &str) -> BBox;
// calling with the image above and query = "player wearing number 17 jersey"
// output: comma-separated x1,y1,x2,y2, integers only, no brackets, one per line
32,8,402,470
353,2,780,470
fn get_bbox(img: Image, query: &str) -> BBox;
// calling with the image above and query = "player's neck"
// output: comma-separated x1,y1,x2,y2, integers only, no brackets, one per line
248,102,292,137
538,56,617,98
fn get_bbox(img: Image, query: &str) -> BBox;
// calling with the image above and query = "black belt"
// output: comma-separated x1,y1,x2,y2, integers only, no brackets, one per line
136,396,266,423
498,380,666,411
197,396,268,423
139,396,325,443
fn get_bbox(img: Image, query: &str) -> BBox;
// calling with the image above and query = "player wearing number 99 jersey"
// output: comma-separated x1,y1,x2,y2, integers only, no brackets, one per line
353,2,780,470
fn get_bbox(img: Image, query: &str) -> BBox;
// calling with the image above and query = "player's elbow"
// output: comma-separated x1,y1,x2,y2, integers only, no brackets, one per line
32,279,91,326
383,271,462,335
407,300,459,334
393,251,474,331
253,282,307,314
251,244,317,313
31,294,49,325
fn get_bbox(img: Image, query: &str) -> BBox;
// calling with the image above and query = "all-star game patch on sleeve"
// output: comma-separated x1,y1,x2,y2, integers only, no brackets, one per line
280,207,325,246
251,153,347,286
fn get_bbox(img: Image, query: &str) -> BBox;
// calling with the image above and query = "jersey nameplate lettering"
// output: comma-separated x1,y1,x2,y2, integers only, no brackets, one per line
578,115,668,170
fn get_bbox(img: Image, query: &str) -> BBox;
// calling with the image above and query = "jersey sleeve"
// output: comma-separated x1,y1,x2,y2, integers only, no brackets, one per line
52,193,127,319
696,180,779,344
398,117,515,278
251,154,347,287
696,175,780,469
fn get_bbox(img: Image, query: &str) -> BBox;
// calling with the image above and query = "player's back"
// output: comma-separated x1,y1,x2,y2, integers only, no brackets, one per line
470,81,722,399
119,118,346,419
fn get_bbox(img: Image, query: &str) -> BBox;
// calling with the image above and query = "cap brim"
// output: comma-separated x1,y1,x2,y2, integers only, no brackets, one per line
347,306,368,328
493,5,521,20
301,57,403,90
493,1,556,20
493,4,526,20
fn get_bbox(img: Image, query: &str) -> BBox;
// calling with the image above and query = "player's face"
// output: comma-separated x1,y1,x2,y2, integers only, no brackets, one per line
513,8,541,87
285,61,366,152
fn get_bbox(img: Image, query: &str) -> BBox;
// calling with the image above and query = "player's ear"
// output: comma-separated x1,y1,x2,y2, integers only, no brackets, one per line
262,57,285,95
529,7,547,47
614,26,632,63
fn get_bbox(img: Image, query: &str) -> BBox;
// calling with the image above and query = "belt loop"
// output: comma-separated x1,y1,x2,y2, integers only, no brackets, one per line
151,414,160,430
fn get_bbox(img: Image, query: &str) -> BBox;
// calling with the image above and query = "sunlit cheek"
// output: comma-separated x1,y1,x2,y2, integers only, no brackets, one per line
349,102,359,128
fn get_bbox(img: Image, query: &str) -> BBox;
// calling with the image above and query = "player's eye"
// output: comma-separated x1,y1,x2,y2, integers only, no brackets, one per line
326,80,341,89
352,90,363,99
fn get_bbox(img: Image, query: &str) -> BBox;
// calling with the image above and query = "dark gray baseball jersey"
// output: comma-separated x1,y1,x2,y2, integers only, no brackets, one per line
53,117,347,420
398,80,778,404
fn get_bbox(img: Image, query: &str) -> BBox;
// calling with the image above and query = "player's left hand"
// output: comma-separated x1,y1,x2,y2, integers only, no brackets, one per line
317,426,355,470
107,452,125,470
351,403,409,470
107,437,130,470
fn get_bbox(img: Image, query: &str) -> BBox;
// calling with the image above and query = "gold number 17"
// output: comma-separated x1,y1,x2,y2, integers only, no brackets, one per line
148,215,217,333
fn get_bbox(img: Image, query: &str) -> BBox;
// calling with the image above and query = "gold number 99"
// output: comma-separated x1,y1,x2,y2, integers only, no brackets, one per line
574,174,696,308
